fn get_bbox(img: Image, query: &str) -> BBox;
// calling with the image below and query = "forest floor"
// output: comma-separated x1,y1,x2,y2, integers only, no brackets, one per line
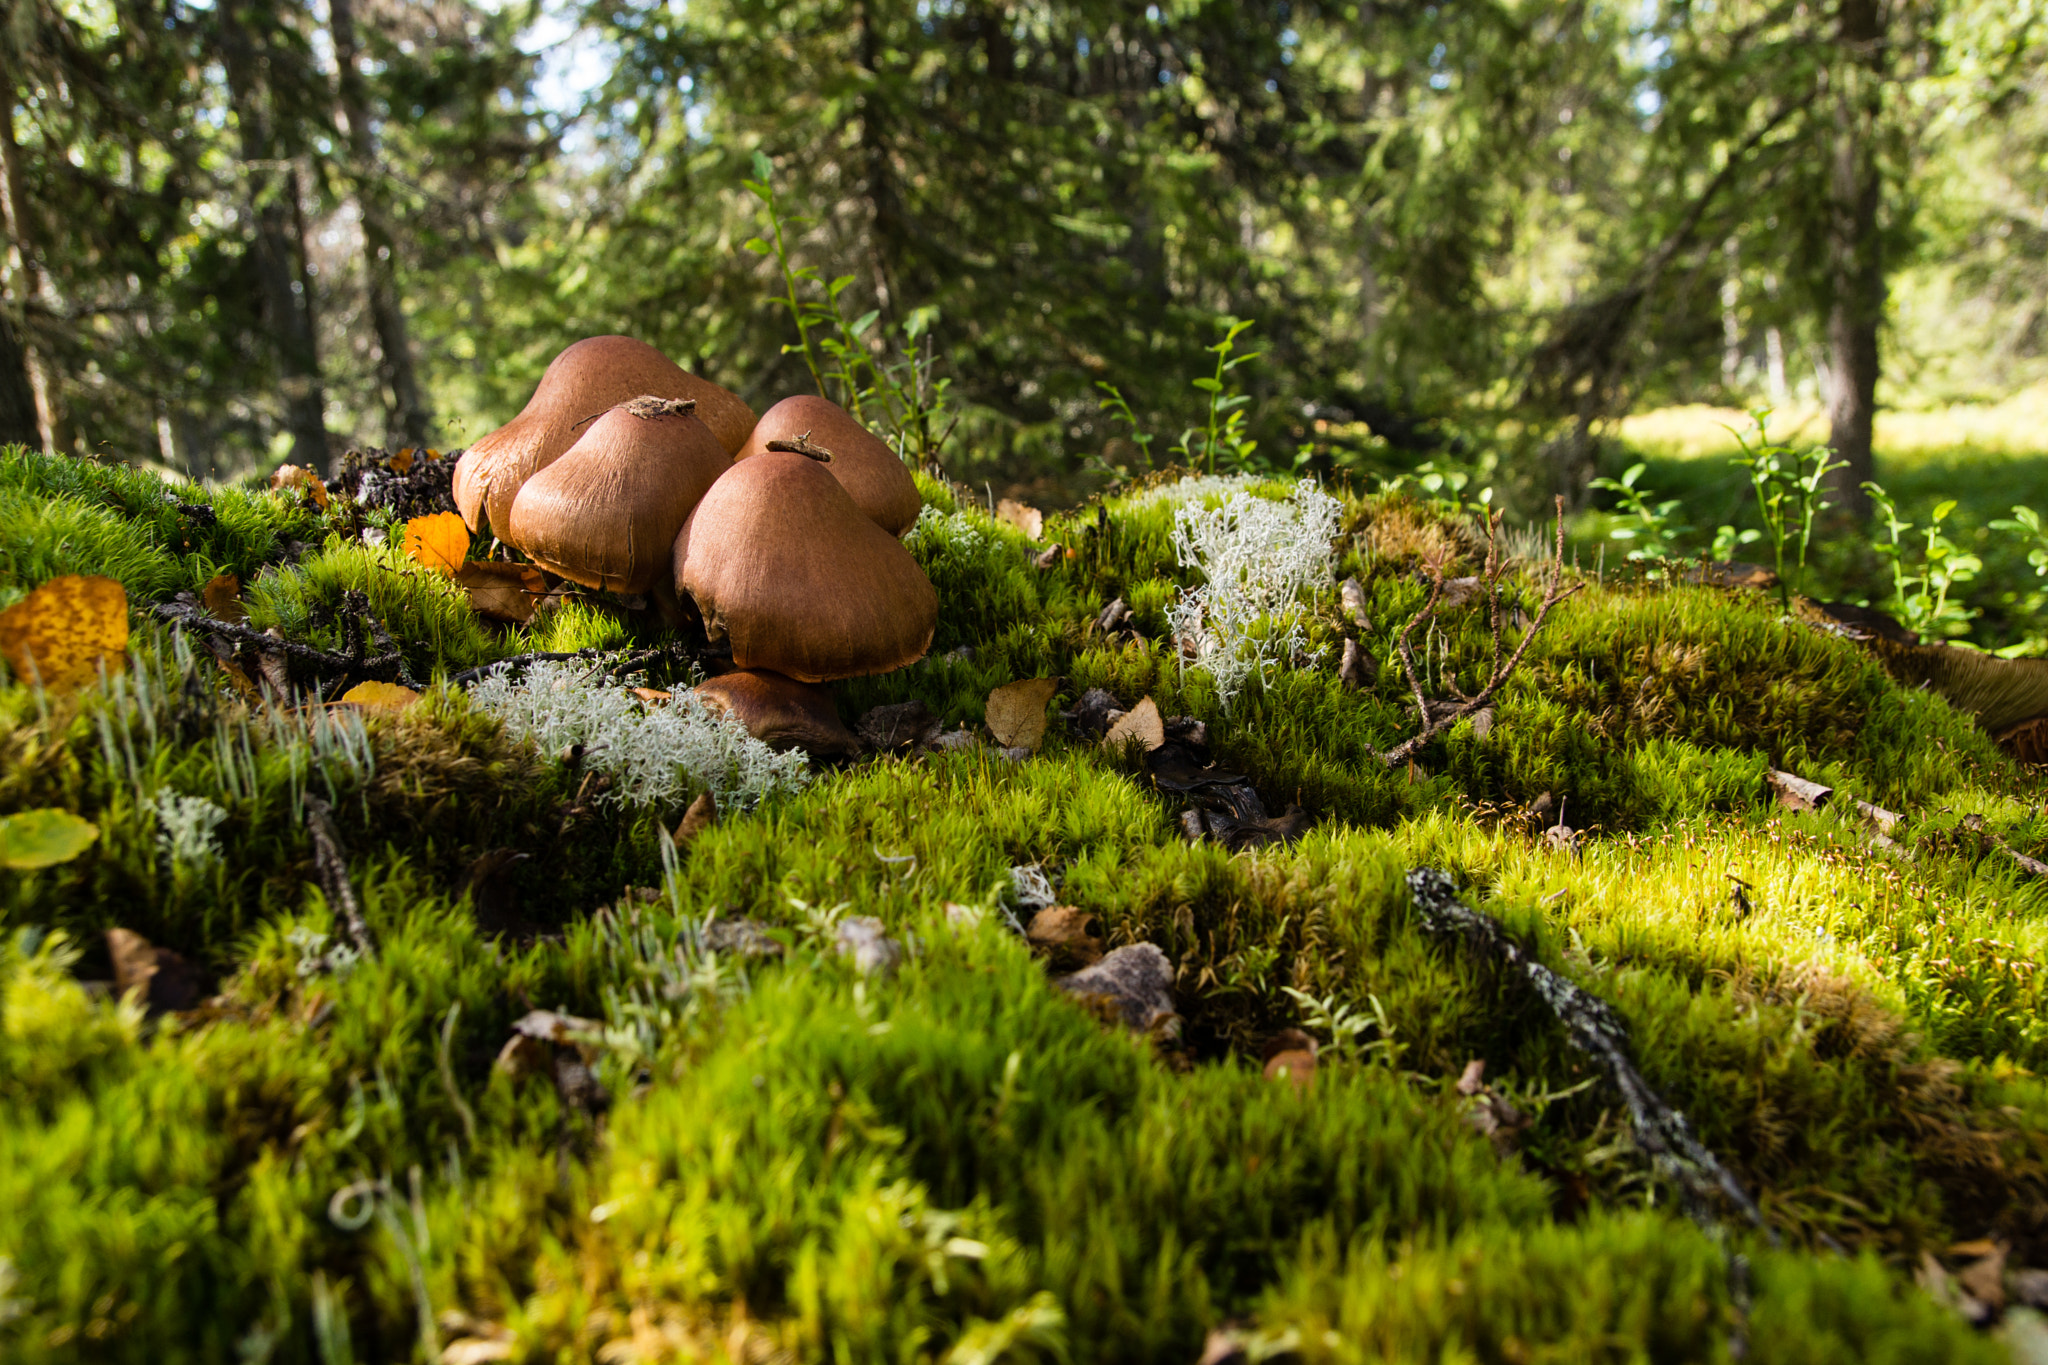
4,444,2048,1364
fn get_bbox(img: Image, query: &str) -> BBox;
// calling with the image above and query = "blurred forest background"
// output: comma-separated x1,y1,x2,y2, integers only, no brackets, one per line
7,0,2048,515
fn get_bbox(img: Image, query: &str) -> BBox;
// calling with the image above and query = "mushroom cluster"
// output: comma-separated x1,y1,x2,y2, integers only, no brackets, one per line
455,335,934,753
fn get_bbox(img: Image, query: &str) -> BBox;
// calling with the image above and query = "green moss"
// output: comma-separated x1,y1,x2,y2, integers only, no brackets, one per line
3,458,2047,1360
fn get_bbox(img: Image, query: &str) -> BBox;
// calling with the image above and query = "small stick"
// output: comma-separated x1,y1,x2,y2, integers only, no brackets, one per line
766,429,834,462
305,795,375,959
153,602,407,683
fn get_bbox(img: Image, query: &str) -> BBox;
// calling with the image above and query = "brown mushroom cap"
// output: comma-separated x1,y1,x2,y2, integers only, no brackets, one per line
504,396,729,594
736,396,921,536
453,336,757,535
694,669,858,756
674,450,937,683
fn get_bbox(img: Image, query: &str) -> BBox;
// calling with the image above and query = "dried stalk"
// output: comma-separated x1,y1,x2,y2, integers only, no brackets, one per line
305,795,375,959
1378,497,1583,767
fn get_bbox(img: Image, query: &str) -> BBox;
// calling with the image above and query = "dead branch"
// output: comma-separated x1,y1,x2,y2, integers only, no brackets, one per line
1378,498,1584,767
154,600,408,687
305,795,375,959
1406,867,1771,1238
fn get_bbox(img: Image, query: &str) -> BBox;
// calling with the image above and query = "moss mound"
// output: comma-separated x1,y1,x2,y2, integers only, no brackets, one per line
1,448,2043,1362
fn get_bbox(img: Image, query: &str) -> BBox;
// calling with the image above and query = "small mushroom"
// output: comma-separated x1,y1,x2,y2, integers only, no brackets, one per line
694,669,858,756
453,336,756,536
737,395,922,536
673,450,936,682
505,396,729,593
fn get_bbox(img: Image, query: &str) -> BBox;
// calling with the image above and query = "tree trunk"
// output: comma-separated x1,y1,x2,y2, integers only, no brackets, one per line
1822,0,1884,518
329,0,430,449
0,312,39,449
0,111,63,452
217,0,330,471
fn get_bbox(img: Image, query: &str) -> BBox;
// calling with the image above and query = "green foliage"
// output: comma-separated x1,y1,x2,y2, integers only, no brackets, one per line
1589,461,1688,566
1729,412,1848,606
1866,482,1983,638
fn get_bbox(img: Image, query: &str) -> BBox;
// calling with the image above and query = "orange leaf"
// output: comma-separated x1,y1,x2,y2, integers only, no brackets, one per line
389,447,415,474
201,572,247,624
270,463,330,509
340,681,421,710
455,561,547,623
0,575,129,692
404,511,470,576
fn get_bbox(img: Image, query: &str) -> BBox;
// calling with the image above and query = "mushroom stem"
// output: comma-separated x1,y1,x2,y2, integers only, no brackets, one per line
765,430,834,462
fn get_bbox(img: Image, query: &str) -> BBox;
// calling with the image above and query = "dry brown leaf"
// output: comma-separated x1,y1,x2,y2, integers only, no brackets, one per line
1102,696,1165,752
995,498,1044,540
674,791,717,846
455,561,547,623
340,681,422,710
0,574,129,692
390,447,416,474
1262,1030,1318,1093
201,572,247,623
405,510,470,576
630,687,672,704
270,463,330,509
1026,906,1104,968
986,677,1059,753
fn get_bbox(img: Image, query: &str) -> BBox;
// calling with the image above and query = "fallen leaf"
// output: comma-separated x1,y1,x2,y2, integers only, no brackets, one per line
1103,696,1164,752
1767,769,1832,812
201,572,247,623
629,687,671,704
857,700,941,752
995,498,1044,540
340,681,421,710
404,510,470,575
0,574,129,692
271,463,330,509
1261,1029,1318,1092
1955,1241,2008,1313
1026,905,1104,969
105,927,205,1012
1032,543,1063,570
389,447,415,474
1338,637,1374,689
0,808,100,869
987,677,1060,753
674,791,717,846
455,561,547,622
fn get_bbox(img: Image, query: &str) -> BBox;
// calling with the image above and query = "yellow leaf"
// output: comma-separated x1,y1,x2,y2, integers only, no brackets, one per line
340,681,421,710
0,574,129,692
986,677,1060,753
1102,696,1164,753
404,511,470,575
201,572,246,623
0,808,100,869
455,561,547,623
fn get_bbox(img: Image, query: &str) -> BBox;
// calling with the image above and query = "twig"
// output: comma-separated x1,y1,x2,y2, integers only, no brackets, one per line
1378,498,1584,767
153,601,407,684
305,795,375,959
1407,868,1770,1238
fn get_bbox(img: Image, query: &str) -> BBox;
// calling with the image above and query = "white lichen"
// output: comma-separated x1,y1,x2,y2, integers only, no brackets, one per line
470,660,809,811
1123,472,1272,510
152,789,228,870
1167,481,1342,710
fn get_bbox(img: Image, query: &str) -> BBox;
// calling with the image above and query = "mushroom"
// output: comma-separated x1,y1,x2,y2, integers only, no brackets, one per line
736,395,921,536
694,669,859,756
504,396,729,593
673,449,937,682
453,335,756,536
